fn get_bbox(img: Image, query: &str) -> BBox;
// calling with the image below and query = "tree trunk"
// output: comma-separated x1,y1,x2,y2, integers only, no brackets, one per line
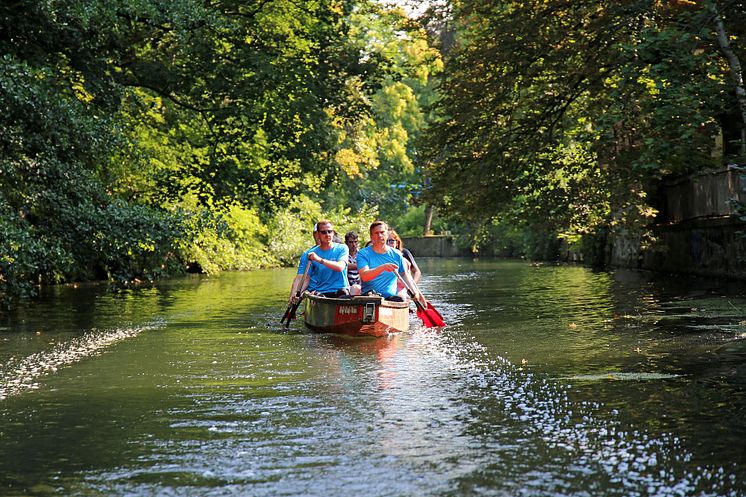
424,204,434,235
710,0,746,158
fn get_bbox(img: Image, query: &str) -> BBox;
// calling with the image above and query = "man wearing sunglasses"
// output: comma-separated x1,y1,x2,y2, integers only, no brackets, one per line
304,219,350,298
357,220,425,306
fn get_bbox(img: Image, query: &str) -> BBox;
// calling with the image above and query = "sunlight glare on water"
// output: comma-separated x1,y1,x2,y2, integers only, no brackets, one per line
0,261,744,496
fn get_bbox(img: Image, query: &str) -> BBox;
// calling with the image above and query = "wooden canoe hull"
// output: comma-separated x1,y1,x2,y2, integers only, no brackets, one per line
303,294,410,337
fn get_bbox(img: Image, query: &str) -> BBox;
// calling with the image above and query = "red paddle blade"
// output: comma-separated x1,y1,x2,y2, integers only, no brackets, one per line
416,306,437,327
425,303,446,326
416,304,446,328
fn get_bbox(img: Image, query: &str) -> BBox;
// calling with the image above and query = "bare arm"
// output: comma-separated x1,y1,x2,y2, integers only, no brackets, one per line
359,262,398,282
288,274,304,303
308,251,346,272
410,262,422,283
404,250,421,283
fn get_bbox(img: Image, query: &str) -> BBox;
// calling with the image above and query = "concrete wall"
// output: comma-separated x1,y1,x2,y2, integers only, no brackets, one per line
401,235,467,257
605,168,746,279
627,218,746,279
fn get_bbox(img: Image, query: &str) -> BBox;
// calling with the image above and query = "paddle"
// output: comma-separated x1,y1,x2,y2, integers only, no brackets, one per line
282,258,311,327
284,289,306,328
423,301,445,324
395,272,446,328
280,299,293,326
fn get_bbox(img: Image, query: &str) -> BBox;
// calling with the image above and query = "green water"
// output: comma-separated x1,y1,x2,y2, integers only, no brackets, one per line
1,260,745,496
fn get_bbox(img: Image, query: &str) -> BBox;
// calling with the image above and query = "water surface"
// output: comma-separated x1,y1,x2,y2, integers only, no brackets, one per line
1,260,745,496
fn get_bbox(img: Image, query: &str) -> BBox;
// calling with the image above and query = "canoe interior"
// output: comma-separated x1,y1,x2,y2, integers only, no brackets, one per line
303,294,410,337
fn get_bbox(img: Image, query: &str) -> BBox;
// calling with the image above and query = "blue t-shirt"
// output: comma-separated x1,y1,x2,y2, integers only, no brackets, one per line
356,246,405,298
307,243,349,293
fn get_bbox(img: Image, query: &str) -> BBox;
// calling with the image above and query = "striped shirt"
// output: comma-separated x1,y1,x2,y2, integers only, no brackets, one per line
347,252,360,285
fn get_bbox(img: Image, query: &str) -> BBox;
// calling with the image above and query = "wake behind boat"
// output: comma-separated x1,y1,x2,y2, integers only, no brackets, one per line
302,293,410,337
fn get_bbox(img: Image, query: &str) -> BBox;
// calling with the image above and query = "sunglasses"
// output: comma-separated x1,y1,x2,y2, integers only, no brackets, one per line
386,239,396,244
318,229,334,235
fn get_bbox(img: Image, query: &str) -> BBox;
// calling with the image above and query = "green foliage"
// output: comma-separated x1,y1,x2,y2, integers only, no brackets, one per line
594,6,726,177
477,221,528,258
388,204,450,237
0,200,68,304
70,201,184,284
465,218,560,261
267,195,378,265
422,0,743,261
266,195,325,266
0,0,443,306
331,203,381,246
178,202,275,275
324,2,443,219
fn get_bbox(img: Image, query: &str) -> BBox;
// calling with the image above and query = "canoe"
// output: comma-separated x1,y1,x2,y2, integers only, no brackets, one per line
303,293,410,337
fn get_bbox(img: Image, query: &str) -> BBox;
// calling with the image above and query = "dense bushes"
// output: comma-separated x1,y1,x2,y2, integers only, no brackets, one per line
268,194,378,266
178,203,273,275
1,188,384,304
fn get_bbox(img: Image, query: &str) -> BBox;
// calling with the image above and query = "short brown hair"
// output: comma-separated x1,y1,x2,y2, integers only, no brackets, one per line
369,220,388,233
316,219,334,231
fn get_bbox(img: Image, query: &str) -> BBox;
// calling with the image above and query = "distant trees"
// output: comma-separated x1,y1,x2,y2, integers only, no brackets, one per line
422,0,746,258
319,3,443,220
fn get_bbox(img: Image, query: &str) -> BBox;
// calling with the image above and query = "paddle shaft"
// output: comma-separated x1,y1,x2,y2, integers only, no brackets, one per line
395,271,426,311
284,257,312,326
395,270,446,327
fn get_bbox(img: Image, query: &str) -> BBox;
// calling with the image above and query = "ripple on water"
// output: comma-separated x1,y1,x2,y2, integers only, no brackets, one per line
0,320,164,400
409,328,743,497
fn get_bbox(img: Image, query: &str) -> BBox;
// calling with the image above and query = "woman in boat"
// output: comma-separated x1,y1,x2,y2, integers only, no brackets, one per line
387,229,421,283
344,231,361,296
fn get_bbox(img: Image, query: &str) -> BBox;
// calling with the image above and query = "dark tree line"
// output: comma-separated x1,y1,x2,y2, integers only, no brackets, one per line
421,0,746,259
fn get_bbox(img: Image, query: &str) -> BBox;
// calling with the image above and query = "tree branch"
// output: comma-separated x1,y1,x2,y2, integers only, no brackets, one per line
709,0,746,156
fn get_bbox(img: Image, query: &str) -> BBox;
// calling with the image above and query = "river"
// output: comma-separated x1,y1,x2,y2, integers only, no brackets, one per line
1,259,745,496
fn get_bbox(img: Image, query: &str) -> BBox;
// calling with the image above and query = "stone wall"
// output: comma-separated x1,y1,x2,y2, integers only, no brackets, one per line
607,168,746,278
632,218,746,279
401,235,467,257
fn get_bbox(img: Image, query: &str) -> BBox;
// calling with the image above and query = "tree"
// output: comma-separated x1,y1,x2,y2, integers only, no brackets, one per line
104,0,359,210
0,0,365,300
708,0,746,157
322,1,443,222
422,0,736,256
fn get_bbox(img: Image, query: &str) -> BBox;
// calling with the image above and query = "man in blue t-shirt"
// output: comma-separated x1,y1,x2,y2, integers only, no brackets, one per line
288,220,350,303
304,220,350,297
357,220,425,306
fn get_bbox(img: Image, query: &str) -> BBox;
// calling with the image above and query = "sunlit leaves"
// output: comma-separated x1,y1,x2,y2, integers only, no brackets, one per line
323,1,442,219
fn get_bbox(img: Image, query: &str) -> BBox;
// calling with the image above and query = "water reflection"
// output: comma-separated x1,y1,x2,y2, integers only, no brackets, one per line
0,261,745,496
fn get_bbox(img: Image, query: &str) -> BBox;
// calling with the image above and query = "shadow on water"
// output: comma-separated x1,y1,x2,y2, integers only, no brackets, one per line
1,261,745,496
